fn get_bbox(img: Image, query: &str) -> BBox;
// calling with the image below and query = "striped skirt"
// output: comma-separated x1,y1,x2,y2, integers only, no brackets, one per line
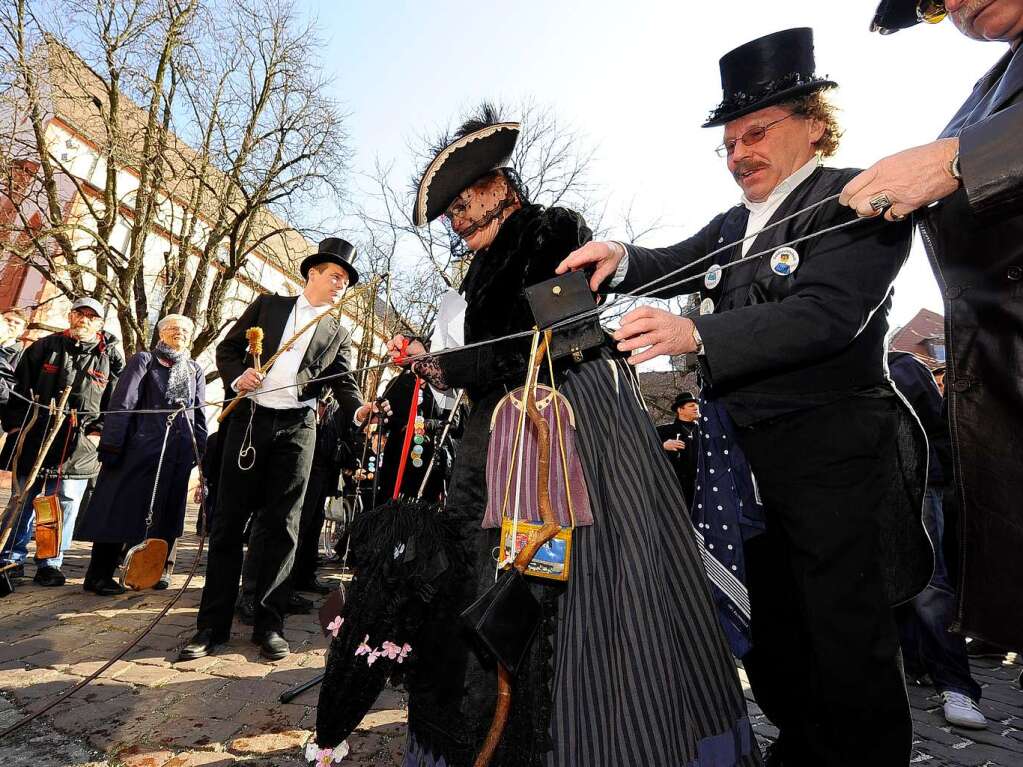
405,353,760,767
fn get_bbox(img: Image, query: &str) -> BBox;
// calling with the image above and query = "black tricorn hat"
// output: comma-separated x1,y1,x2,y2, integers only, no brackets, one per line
870,0,927,34
672,391,698,410
413,122,520,226
300,237,359,285
703,28,836,128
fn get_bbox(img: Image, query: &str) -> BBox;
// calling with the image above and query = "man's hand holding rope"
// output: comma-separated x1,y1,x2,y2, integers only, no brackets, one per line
614,306,699,365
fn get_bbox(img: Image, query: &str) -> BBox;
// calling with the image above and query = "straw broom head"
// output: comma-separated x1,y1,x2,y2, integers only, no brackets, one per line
245,327,264,358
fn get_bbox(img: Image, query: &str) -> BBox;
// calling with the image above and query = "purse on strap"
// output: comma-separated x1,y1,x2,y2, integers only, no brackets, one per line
121,409,180,591
122,538,168,590
523,271,604,363
32,494,63,561
461,568,542,676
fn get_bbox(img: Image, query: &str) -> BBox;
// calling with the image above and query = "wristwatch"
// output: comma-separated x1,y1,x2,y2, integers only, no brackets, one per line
691,325,704,355
949,150,962,182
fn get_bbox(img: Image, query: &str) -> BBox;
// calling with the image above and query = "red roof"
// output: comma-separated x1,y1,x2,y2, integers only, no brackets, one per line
889,308,946,370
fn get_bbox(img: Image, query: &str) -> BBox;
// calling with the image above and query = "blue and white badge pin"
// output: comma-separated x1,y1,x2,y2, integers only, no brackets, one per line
770,247,800,276
700,297,715,315
704,264,723,290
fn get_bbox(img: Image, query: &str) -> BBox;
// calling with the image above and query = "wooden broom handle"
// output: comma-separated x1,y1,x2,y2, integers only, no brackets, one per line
474,333,557,767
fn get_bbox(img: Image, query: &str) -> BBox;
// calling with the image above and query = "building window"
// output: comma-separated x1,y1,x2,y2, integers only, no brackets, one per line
926,338,946,362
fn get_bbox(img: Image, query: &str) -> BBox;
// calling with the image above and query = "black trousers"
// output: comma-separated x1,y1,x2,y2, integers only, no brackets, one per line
292,466,330,584
738,397,911,767
197,404,315,638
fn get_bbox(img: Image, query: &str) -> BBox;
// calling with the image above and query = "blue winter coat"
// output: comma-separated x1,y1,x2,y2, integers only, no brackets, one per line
76,351,207,544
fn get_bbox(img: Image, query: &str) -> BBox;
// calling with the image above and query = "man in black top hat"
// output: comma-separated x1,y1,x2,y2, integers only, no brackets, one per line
179,237,386,662
560,28,929,766
847,0,1023,658
656,392,700,507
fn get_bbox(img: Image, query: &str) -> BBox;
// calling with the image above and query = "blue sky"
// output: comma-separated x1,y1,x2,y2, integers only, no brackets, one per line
299,1,1001,328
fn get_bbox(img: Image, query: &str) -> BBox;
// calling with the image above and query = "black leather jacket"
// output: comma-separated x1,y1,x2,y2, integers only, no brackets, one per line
918,42,1023,648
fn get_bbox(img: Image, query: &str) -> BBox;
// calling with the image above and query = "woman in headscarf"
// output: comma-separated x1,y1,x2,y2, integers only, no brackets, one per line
314,105,759,767
78,314,207,595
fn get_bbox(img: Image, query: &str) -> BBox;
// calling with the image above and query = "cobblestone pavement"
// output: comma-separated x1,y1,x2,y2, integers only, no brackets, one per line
1,504,1021,767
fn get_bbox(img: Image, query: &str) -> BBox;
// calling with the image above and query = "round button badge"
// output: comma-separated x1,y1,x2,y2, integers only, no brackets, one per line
704,264,723,290
700,297,715,315
770,247,800,276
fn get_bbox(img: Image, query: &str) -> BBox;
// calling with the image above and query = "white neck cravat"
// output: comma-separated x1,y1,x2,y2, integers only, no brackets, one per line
740,157,819,256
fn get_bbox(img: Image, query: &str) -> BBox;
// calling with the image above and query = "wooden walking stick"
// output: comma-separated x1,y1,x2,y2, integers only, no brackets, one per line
474,332,558,767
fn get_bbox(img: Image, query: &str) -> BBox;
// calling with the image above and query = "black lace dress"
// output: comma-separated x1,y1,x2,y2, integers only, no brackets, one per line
401,204,759,767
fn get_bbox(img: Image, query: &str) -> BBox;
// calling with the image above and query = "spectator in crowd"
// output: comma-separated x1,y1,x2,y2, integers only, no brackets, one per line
0,297,119,586
656,391,700,507
0,309,27,371
889,351,985,729
375,368,445,502
76,314,207,595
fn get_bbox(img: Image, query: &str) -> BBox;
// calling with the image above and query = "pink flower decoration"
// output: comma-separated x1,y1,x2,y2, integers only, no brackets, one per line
327,616,343,638
366,651,379,666
355,635,372,657
315,748,333,767
398,643,412,663
379,641,400,660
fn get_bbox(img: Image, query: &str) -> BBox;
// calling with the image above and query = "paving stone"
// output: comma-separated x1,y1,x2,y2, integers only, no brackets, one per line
227,728,309,755
120,750,176,767
162,751,237,767
114,662,180,687
158,717,244,751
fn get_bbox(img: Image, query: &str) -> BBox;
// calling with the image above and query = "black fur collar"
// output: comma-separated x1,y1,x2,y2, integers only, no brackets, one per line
461,204,591,344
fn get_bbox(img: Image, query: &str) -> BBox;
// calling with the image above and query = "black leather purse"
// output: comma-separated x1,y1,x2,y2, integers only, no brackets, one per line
524,272,604,363
461,568,542,676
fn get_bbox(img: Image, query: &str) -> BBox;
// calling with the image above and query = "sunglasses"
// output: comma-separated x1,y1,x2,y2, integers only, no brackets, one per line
917,0,946,24
715,114,797,158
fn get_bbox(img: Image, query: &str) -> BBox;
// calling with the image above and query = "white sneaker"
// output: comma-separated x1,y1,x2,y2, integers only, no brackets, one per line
940,691,987,729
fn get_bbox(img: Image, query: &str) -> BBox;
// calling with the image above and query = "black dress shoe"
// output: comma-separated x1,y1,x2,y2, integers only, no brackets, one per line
236,596,255,625
292,577,331,595
253,630,290,660
177,629,224,661
33,566,66,587
90,578,126,596
286,592,313,614
153,568,171,590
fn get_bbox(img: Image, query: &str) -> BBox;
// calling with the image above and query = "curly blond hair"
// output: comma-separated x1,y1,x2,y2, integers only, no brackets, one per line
785,91,842,158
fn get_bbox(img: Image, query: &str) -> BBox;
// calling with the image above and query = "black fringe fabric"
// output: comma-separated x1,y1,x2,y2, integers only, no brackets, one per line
314,498,454,749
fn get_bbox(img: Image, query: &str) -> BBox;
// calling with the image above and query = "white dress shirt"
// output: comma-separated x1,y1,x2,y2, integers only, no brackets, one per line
236,293,322,410
428,289,467,409
610,156,821,285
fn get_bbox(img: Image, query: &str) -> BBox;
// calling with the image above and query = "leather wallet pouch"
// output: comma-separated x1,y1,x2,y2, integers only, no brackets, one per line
461,568,542,676
121,538,169,590
524,272,604,363
33,495,63,561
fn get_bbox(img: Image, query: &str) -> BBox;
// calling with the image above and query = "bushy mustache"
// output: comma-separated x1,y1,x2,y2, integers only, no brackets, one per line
732,159,769,183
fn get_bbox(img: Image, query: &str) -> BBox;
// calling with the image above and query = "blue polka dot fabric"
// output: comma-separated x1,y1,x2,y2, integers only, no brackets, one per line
691,396,766,658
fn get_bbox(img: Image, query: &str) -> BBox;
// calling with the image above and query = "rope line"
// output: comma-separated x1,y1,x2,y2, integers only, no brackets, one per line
3,200,870,421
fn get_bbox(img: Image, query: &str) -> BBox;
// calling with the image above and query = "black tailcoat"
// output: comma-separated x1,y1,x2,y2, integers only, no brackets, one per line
216,293,363,417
